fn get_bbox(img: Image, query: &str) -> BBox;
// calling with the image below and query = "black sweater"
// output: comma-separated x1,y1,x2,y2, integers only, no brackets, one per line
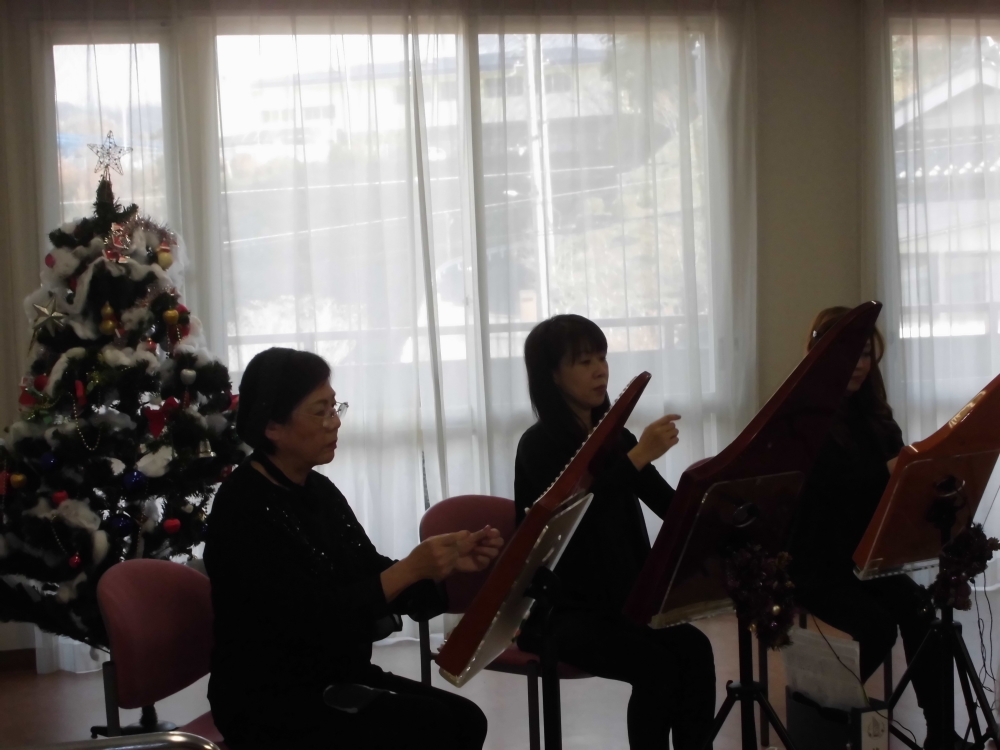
514,422,674,615
204,458,446,737
789,396,904,585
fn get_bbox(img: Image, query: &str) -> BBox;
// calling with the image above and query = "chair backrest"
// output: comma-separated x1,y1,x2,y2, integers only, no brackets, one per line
97,559,213,709
419,495,516,614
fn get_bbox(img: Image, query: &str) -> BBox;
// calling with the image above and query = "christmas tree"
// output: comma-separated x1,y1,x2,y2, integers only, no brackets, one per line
0,133,247,647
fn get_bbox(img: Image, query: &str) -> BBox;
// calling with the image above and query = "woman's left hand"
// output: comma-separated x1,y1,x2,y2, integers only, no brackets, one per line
453,526,504,573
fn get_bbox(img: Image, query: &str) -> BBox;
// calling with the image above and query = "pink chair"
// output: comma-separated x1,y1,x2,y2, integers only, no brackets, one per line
418,495,590,750
96,559,226,748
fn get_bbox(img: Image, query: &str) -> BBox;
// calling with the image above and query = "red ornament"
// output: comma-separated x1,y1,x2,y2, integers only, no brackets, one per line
182,391,191,409
176,304,189,315
44,253,56,268
75,380,86,407
51,490,69,506
230,394,240,412
145,339,157,352
163,518,181,534
68,276,78,291
179,324,191,339
18,387,36,407
0,472,8,496
68,554,82,569
220,465,234,480
162,396,181,415
33,374,48,391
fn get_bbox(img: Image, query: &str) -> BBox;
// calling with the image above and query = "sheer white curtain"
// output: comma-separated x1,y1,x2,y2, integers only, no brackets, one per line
11,1,756,649
864,0,1000,534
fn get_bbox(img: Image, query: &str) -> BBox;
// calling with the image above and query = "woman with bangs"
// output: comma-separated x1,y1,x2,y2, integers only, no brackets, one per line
790,306,969,750
514,314,716,750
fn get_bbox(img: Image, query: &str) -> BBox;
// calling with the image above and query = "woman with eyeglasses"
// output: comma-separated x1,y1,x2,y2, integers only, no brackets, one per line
789,307,968,750
205,347,503,750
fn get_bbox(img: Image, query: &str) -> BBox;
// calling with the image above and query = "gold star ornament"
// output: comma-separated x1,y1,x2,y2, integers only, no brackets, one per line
88,131,132,176
32,297,67,335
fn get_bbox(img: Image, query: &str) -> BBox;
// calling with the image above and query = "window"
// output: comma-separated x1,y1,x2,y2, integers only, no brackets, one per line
52,43,166,222
889,17,1000,417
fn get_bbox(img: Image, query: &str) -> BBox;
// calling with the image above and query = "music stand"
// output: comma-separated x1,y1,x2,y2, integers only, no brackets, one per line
626,300,884,750
435,371,652,749
852,371,1000,750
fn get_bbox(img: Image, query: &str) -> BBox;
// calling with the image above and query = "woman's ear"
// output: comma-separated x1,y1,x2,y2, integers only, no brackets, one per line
264,420,284,447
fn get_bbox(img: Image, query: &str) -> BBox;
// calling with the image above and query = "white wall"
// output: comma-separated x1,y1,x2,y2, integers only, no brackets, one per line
756,0,866,401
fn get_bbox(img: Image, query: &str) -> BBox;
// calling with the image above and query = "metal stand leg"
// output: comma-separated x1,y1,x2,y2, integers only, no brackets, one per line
758,636,769,747
700,619,798,750
527,660,541,750
541,640,562,750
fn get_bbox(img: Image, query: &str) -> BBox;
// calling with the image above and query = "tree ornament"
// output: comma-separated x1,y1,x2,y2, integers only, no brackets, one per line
101,303,115,320
162,309,179,326
88,131,132,176
44,253,56,269
145,339,157,353
40,452,58,470
68,554,82,569
156,251,174,270
180,369,197,386
123,469,147,491
31,297,68,336
197,439,216,459
51,490,69,506
75,380,86,407
18,387,36,407
220,465,234,480
176,304,189,316
163,518,181,534
9,473,27,489
110,516,135,534
33,374,48,391
99,319,117,336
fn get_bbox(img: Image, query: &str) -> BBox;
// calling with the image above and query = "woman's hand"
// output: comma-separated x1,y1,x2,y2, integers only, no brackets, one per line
628,414,681,471
453,526,504,573
405,527,504,582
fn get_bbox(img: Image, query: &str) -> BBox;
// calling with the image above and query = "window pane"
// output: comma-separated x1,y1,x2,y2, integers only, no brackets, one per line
53,44,166,222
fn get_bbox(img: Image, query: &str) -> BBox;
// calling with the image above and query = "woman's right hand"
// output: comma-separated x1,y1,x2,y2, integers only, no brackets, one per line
628,414,681,471
404,527,501,582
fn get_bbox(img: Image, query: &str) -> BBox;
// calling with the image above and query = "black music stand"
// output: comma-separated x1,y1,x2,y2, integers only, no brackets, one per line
852,372,1000,750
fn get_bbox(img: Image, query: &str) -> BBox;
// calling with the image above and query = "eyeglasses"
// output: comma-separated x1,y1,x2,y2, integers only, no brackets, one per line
312,400,348,428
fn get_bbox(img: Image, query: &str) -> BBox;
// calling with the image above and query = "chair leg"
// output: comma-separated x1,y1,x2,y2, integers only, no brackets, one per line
758,635,769,747
419,620,432,686
102,661,121,737
884,651,893,726
527,661,541,750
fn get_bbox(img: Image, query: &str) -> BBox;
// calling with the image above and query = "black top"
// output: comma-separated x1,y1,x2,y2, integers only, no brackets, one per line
789,396,904,585
205,455,446,737
514,422,674,615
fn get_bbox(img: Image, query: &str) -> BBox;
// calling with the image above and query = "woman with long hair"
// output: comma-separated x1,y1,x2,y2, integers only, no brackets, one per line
790,306,967,750
514,314,716,750
205,347,503,749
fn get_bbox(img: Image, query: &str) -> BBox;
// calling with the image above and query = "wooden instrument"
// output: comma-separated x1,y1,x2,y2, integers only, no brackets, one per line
625,301,883,628
854,371,1000,579
436,371,652,687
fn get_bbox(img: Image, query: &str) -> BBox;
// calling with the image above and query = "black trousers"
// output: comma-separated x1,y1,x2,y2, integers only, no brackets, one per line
228,669,487,750
546,608,717,750
795,573,945,733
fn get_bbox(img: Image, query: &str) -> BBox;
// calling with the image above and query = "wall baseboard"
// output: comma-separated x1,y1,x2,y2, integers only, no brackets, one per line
0,648,35,671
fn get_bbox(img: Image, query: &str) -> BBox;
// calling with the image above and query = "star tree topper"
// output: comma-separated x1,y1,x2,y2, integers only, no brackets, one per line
88,131,132,177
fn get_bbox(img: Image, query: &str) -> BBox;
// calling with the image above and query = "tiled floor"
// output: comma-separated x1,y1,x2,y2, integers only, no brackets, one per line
0,612,948,749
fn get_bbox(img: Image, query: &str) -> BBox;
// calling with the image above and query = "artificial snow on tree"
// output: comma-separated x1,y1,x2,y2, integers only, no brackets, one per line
0,134,247,647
